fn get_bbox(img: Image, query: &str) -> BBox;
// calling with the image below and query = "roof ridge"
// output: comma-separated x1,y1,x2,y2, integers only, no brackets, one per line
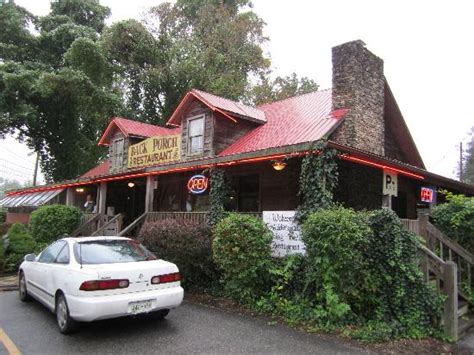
192,88,263,111
257,88,332,108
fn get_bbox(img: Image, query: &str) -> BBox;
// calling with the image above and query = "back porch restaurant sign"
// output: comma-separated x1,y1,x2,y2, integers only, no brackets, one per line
128,134,181,169
263,211,305,257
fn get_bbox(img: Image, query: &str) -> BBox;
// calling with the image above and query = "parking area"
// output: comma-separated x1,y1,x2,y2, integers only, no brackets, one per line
0,291,362,354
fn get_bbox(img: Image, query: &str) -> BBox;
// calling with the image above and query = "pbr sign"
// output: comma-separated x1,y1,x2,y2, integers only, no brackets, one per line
382,170,398,197
187,175,208,194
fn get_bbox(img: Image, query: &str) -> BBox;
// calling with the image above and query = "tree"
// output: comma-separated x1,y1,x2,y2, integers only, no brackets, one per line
461,127,474,184
102,0,270,126
247,73,319,106
0,1,121,182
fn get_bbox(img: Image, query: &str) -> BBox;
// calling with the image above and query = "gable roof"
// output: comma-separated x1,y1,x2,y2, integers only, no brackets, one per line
98,117,181,146
219,89,347,157
384,82,425,169
167,89,266,126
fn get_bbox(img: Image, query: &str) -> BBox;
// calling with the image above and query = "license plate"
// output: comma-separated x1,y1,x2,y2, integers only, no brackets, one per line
128,300,153,315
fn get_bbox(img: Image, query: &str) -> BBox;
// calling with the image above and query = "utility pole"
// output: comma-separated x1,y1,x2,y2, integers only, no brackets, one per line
33,152,39,186
459,142,463,182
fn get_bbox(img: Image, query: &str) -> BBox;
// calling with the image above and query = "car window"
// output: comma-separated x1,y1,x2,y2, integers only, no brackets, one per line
55,244,70,264
74,239,157,264
38,241,66,264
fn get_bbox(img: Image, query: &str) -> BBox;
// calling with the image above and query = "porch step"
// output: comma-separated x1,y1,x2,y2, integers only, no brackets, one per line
459,317,474,339
458,302,470,318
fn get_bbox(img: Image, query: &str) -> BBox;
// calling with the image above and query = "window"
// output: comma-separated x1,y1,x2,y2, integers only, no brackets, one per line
188,116,204,154
38,241,67,264
55,244,70,264
74,239,157,264
112,137,124,168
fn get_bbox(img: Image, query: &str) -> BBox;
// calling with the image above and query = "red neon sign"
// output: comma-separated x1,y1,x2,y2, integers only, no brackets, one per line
420,187,435,203
187,175,208,194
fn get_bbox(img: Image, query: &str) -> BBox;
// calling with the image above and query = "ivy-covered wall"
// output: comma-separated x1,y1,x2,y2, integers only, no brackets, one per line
334,160,383,211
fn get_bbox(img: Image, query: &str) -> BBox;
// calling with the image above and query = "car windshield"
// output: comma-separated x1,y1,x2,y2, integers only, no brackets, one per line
73,239,157,264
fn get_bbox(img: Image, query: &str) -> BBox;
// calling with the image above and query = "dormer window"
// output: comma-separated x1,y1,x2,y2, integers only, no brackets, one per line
188,115,204,154
112,137,124,169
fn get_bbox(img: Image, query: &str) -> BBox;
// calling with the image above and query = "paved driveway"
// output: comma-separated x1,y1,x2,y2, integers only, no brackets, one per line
0,291,363,354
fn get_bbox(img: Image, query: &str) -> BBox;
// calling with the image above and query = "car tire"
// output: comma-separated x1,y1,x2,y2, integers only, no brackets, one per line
19,271,31,302
56,293,79,334
149,309,169,320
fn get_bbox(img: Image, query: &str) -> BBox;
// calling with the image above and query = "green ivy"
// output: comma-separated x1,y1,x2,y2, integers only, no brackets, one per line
207,168,230,226
296,140,339,222
431,191,474,253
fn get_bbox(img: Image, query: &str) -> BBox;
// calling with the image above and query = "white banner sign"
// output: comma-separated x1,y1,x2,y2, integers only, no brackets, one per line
383,170,398,197
263,211,305,257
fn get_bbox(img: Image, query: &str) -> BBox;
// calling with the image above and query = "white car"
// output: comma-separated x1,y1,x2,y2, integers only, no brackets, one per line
18,236,184,334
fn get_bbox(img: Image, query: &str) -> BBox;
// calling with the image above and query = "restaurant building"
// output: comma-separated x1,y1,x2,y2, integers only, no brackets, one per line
1,40,473,231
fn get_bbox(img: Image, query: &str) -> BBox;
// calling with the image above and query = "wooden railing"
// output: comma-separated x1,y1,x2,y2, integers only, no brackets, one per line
119,212,148,237
145,211,262,225
91,214,123,236
146,211,209,224
70,213,101,237
402,213,474,340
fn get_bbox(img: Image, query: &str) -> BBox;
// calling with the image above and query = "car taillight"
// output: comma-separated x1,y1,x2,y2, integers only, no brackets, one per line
80,279,129,291
151,272,181,284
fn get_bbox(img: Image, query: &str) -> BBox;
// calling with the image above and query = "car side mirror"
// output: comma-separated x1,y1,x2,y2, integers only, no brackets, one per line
24,253,36,262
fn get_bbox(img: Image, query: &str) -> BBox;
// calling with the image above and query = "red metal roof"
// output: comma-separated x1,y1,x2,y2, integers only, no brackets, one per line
219,89,347,157
167,89,266,126
98,117,181,146
80,161,110,179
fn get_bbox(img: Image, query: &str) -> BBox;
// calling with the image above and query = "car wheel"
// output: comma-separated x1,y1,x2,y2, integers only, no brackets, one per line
56,293,78,334
19,272,31,302
149,309,169,320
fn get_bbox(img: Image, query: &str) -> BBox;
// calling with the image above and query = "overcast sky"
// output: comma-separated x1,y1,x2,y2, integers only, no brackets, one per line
2,0,473,185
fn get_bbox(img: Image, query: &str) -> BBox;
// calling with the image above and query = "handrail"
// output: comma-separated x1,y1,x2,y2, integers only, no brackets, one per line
70,213,101,237
119,212,148,237
91,214,123,236
427,222,474,264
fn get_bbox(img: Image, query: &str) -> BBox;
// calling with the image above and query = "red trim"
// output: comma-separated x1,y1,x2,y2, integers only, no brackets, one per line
98,119,127,146
167,91,237,126
7,149,426,196
340,154,424,180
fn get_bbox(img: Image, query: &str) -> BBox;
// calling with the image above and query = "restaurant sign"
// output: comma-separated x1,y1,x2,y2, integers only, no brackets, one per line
263,211,305,257
128,134,181,169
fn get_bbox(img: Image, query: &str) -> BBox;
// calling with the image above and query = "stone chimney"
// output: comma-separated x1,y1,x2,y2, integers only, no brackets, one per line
331,40,385,156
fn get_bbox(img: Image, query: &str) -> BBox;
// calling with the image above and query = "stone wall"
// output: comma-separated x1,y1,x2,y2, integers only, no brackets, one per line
331,40,385,156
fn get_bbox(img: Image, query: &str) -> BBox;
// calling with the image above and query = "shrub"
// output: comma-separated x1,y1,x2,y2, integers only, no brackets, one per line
0,236,4,273
365,209,443,339
30,204,81,243
431,191,474,253
138,218,219,291
0,208,6,224
4,223,36,272
301,207,373,326
213,213,273,303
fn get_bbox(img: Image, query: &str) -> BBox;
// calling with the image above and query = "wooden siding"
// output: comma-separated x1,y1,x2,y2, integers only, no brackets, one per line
108,132,130,174
213,114,258,155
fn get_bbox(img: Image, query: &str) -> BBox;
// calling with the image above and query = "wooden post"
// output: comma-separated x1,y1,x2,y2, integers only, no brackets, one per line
417,208,430,248
65,188,75,206
98,182,107,215
145,176,155,213
442,261,458,341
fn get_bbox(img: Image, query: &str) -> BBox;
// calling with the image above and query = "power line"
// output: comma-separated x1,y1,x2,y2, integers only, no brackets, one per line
0,145,35,163
0,158,35,172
